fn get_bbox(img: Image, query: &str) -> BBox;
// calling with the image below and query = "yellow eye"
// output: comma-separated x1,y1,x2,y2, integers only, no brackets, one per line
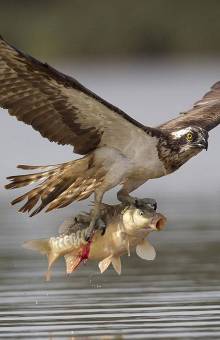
186,132,193,141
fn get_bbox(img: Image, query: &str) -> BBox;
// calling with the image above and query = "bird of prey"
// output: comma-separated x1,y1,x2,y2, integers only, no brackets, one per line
1,36,219,239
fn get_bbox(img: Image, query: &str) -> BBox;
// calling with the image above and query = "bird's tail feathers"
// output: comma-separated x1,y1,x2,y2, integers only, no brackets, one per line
5,155,106,216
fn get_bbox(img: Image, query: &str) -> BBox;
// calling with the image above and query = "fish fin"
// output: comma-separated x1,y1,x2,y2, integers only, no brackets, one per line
64,253,82,274
23,239,50,255
126,238,130,257
98,255,112,274
45,270,52,282
111,256,122,275
136,239,156,261
23,239,58,279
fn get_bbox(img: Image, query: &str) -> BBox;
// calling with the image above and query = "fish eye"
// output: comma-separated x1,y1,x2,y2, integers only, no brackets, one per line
186,132,193,142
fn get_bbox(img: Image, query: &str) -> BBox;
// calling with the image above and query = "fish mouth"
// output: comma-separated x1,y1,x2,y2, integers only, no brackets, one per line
148,213,167,231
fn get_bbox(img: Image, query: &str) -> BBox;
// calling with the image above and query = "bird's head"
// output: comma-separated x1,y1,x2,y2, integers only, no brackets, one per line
159,126,209,172
171,126,209,152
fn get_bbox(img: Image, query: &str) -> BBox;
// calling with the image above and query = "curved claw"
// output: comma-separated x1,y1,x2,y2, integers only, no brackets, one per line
152,201,157,211
96,218,107,236
134,197,157,211
84,227,94,242
118,192,157,211
84,217,106,241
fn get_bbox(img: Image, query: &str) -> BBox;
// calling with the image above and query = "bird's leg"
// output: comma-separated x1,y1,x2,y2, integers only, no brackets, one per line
117,189,157,211
85,191,105,241
74,211,106,237
74,213,91,225
95,217,106,236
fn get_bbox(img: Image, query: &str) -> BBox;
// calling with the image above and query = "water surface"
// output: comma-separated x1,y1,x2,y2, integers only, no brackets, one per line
0,198,220,339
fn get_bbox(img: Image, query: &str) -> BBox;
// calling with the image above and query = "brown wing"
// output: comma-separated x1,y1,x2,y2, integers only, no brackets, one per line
0,36,156,155
159,82,220,131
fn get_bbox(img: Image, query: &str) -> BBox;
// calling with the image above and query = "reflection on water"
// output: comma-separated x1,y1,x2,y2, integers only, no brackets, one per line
0,198,220,339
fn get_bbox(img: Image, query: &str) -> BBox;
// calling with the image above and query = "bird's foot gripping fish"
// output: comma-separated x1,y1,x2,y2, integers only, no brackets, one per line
24,203,167,281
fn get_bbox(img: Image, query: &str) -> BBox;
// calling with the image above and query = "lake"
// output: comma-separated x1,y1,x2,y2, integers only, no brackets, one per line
0,197,219,339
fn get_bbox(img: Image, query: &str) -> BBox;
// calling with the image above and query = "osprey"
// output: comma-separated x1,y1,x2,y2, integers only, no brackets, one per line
0,36,219,239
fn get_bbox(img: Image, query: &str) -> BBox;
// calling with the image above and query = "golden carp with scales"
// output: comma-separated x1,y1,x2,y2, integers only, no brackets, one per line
24,203,167,280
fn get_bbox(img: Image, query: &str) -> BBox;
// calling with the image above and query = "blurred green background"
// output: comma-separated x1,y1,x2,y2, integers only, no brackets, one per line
1,0,220,60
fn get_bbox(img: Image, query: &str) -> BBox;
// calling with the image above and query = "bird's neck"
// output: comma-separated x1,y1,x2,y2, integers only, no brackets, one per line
157,138,200,173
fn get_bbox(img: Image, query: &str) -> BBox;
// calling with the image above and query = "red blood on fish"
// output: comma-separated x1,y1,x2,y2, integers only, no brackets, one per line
79,239,92,263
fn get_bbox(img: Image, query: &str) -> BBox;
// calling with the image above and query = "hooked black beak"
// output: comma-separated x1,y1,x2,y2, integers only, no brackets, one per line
198,139,208,151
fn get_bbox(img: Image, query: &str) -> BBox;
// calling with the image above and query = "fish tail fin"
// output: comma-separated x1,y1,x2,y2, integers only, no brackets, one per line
23,239,50,254
5,154,107,216
23,239,57,281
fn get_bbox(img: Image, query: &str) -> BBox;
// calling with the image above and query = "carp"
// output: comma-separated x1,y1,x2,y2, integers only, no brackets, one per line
24,203,166,280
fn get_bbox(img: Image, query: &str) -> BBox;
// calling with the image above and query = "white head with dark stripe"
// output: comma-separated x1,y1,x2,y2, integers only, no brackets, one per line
171,126,209,151
158,126,209,172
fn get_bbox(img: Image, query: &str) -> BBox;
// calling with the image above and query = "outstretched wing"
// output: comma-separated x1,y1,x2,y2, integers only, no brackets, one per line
159,82,220,131
0,36,157,155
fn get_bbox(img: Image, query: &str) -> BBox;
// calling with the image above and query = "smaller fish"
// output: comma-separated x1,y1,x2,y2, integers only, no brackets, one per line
24,204,167,280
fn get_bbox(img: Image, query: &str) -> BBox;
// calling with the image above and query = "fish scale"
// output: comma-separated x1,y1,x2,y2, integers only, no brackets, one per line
50,227,88,253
